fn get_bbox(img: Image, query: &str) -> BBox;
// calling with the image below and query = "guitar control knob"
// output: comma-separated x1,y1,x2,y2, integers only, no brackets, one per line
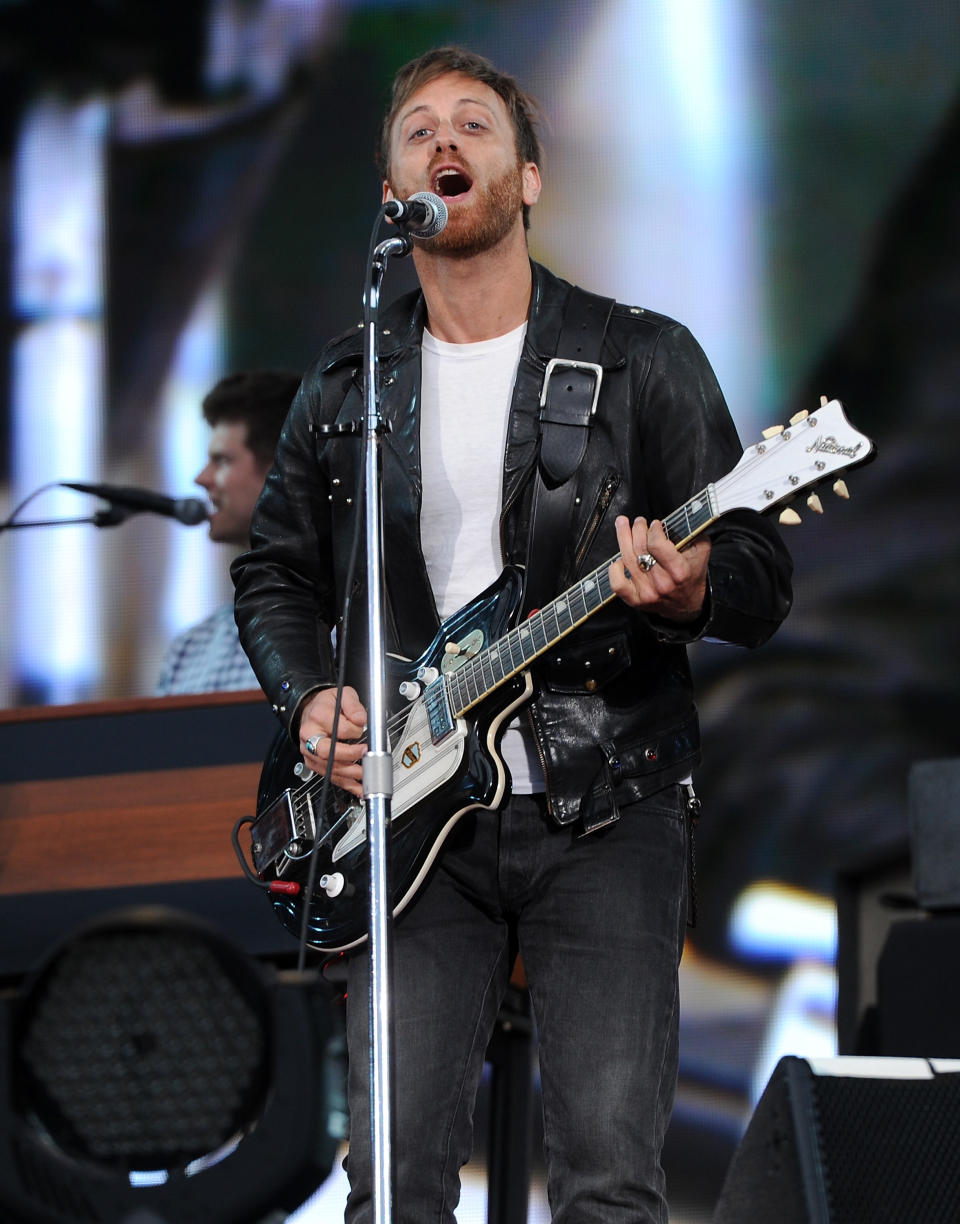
295,762,316,780
319,872,346,898
417,666,440,684
399,680,421,701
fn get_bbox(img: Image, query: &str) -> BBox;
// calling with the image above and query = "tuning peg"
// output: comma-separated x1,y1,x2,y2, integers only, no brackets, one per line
779,507,802,525
820,394,829,406
833,479,849,500
762,424,785,440
806,492,824,514
788,410,809,425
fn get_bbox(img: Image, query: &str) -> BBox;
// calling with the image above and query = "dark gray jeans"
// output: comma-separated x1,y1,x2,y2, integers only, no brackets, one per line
344,786,690,1223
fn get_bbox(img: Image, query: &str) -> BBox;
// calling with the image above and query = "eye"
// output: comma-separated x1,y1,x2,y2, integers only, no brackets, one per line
407,126,432,141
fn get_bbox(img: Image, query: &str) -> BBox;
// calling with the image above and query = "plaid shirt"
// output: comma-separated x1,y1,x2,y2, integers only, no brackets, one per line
155,603,259,695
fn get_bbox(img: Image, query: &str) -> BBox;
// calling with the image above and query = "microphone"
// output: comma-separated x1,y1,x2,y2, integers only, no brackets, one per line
60,482,209,526
383,191,448,238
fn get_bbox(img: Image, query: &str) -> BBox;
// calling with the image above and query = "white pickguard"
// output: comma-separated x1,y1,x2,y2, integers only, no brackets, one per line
330,696,468,862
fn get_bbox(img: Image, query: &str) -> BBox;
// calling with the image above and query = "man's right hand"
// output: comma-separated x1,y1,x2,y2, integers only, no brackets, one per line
298,686,367,798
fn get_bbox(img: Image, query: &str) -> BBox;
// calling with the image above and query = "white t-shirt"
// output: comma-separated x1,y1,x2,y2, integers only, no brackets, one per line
419,323,544,793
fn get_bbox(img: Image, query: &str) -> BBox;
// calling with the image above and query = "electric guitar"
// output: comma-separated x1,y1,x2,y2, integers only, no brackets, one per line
242,398,874,952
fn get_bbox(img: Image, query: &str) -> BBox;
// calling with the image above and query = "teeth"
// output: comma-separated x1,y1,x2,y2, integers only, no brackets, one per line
434,168,468,194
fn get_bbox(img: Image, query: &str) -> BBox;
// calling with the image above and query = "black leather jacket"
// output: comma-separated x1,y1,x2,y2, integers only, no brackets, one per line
233,261,793,828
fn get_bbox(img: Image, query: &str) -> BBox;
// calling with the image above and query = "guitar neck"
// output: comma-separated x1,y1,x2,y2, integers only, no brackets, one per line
440,396,874,721
446,484,719,716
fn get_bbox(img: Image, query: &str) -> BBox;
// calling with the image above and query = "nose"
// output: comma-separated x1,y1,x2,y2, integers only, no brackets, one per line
195,462,214,489
434,119,458,153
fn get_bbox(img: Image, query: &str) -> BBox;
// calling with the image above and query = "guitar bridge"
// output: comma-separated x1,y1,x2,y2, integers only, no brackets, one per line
250,788,316,877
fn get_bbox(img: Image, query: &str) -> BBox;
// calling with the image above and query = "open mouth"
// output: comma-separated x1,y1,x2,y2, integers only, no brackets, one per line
433,167,473,199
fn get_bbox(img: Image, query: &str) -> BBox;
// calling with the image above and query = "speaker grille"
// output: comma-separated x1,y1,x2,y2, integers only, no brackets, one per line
715,1059,960,1224
17,925,268,1169
815,1075,960,1221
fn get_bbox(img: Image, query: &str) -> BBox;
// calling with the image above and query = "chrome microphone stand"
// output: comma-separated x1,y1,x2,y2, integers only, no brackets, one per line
360,226,414,1224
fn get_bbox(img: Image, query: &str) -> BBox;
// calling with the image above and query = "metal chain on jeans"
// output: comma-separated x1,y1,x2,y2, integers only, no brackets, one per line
683,783,702,928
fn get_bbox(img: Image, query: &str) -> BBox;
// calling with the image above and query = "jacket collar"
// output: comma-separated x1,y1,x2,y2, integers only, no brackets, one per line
322,259,572,370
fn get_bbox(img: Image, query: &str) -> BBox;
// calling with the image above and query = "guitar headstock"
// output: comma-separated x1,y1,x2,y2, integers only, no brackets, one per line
716,397,875,523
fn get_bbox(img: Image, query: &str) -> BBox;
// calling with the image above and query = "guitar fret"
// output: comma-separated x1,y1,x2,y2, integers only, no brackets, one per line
479,650,495,695
688,492,709,532
449,669,466,713
664,486,715,545
452,666,468,712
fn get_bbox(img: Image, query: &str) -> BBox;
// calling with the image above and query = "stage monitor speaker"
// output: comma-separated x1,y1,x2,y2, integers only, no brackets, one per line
713,1055,960,1224
0,906,344,1224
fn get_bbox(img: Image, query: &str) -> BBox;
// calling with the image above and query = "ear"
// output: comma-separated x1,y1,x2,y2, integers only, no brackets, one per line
522,163,542,208
382,181,395,204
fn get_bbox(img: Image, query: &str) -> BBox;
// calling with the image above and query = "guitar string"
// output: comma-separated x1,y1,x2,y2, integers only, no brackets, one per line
283,415,838,849
289,701,413,845
447,419,837,713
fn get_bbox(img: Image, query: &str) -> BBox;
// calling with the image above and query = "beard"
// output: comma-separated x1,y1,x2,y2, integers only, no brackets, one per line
393,161,526,259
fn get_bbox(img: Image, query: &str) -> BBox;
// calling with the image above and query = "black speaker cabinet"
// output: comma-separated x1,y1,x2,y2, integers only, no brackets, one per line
877,914,960,1056
713,1055,960,1224
909,758,960,911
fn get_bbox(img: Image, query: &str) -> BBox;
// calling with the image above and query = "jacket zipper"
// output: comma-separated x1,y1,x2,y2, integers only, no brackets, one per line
526,703,555,815
573,471,620,574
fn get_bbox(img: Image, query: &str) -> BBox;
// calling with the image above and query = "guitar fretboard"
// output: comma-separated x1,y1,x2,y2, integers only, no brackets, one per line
445,482,718,716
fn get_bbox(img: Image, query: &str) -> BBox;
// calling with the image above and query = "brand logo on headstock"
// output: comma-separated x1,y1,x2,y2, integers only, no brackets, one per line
805,434,864,460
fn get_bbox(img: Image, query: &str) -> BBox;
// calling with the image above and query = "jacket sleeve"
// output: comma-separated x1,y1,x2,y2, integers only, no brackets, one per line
635,320,794,649
231,365,338,739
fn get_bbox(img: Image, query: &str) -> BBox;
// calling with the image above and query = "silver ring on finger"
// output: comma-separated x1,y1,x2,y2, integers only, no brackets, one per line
304,733,324,755
637,553,657,572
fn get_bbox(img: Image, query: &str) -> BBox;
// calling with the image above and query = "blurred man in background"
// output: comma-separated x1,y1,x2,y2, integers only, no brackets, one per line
156,369,299,695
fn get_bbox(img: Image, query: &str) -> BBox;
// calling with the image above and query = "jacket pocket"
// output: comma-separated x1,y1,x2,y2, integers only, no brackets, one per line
537,628,631,695
601,716,701,791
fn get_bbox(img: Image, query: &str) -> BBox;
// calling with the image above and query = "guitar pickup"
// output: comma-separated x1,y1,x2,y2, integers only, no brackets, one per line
423,676,455,744
250,789,316,876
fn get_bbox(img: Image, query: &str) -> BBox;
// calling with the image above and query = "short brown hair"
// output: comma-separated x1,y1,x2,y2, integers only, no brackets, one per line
377,46,543,228
202,370,300,469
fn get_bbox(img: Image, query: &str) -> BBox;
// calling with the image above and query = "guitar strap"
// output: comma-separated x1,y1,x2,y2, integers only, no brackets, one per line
521,285,615,616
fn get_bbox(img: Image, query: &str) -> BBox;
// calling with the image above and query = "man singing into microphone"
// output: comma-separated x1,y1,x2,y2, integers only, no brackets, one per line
234,47,792,1222
155,369,299,695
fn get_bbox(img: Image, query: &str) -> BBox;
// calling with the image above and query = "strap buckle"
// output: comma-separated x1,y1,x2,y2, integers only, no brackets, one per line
539,357,604,416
